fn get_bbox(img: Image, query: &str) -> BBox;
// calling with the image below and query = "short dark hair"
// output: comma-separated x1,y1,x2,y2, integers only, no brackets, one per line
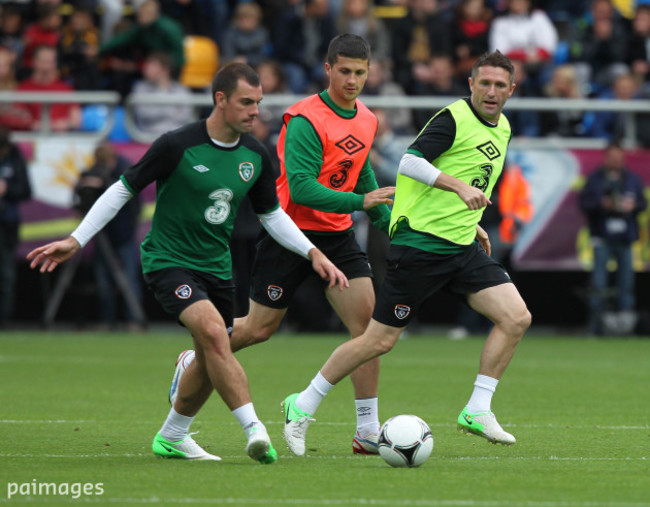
471,50,515,85
326,33,371,66
211,62,260,105
605,140,623,152
146,51,173,71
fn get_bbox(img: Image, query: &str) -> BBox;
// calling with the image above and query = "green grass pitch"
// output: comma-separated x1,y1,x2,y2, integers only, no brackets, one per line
1,330,649,505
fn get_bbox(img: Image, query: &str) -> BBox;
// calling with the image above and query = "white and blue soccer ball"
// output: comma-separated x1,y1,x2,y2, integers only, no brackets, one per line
378,414,434,468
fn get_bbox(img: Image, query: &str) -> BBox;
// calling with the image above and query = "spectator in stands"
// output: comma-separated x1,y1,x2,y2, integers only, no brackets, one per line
0,45,17,92
270,0,333,93
221,2,271,68
59,6,100,90
536,0,591,26
131,52,194,136
583,72,640,141
0,126,31,329
73,142,144,332
626,3,650,82
579,142,647,335
256,59,289,134
539,64,586,137
364,60,413,135
337,0,391,63
96,0,124,43
301,0,337,91
368,107,407,193
15,45,81,132
160,0,213,37
503,59,539,137
0,46,31,129
452,0,492,79
411,53,466,131
391,0,452,94
569,0,629,92
489,0,558,94
20,3,61,74
0,4,26,61
100,0,185,96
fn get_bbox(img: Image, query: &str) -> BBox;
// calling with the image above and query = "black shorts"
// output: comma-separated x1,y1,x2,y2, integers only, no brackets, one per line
250,230,372,309
143,267,235,328
374,242,512,328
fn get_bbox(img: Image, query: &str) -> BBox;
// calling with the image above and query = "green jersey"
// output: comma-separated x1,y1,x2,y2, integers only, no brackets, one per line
390,98,511,249
120,120,279,279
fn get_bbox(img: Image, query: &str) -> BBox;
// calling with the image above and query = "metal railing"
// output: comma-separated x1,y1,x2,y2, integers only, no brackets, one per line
0,91,121,141
3,91,650,149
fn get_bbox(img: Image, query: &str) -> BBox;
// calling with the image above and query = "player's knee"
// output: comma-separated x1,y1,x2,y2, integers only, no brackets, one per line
250,325,275,344
372,334,398,356
197,323,231,357
508,307,531,338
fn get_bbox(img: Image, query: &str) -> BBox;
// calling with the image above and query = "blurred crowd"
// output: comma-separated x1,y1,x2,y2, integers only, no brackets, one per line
1,0,650,143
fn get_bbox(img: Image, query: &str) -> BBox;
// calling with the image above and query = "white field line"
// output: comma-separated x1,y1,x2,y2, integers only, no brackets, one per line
2,420,648,431
0,497,646,506
0,453,646,461
0,420,96,424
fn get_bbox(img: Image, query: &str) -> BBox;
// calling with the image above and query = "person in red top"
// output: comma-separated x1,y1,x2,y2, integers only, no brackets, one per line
20,4,62,73
168,34,395,456
15,45,81,132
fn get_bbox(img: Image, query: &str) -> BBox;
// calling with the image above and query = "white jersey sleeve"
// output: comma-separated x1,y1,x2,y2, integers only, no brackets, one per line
398,153,442,186
258,207,315,259
71,180,133,247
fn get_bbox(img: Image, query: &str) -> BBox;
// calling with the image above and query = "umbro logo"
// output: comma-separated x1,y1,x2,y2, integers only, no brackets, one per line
193,164,210,173
335,135,365,155
476,141,501,161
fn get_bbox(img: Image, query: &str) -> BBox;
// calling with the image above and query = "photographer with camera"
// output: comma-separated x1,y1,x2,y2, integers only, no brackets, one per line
74,142,145,331
0,127,32,328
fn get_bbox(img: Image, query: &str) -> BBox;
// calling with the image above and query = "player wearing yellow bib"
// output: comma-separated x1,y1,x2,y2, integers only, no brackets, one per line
282,51,532,452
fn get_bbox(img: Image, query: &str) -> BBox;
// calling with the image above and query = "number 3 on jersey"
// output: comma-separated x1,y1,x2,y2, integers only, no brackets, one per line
205,188,234,224
471,163,493,192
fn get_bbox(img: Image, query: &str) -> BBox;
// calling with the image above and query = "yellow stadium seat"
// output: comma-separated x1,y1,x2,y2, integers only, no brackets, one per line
180,35,219,89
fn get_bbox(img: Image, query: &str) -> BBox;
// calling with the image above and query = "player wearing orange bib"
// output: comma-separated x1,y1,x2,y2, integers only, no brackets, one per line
240,34,394,455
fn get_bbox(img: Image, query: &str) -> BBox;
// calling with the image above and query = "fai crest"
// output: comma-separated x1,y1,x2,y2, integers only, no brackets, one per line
239,162,254,182
175,284,192,299
394,304,411,320
267,285,283,301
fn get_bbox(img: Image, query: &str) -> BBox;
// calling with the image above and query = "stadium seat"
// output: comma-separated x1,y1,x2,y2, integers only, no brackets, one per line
180,35,219,89
80,104,131,142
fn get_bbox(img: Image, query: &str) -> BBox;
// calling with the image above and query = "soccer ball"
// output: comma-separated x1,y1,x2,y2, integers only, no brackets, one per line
378,415,434,468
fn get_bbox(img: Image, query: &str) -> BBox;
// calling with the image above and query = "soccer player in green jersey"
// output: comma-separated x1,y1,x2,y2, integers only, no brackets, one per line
170,34,395,457
27,62,348,463
282,51,532,452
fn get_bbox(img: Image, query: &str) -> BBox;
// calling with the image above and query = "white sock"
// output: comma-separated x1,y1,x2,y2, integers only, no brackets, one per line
296,371,334,415
231,402,262,436
466,374,499,414
159,407,194,442
355,397,380,435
